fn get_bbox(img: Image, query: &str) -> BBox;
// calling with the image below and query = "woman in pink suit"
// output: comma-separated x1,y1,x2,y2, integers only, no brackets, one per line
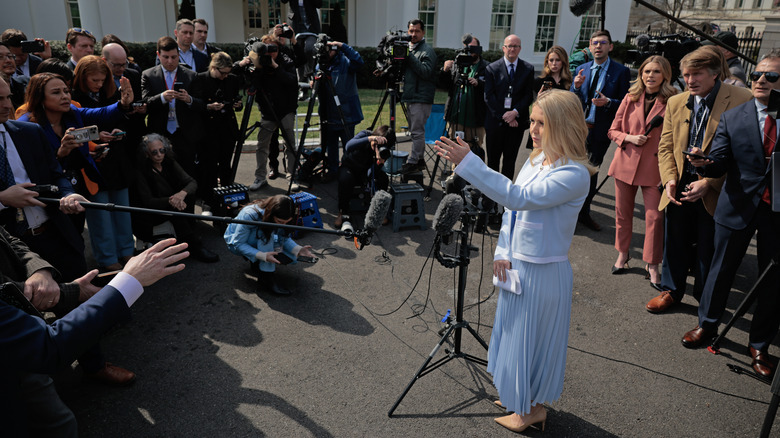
607,56,677,288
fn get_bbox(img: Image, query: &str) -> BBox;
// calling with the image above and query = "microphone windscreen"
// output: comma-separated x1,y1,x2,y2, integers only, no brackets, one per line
462,33,473,46
645,115,664,135
433,194,464,235
635,34,650,48
364,190,392,231
569,0,597,17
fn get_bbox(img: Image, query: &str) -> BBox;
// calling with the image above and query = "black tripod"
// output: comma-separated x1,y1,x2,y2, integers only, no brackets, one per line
287,66,350,194
388,212,489,417
230,86,297,187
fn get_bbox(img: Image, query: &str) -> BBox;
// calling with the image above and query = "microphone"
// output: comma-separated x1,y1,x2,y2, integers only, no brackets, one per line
644,115,664,136
635,34,651,49
432,194,464,245
569,0,597,16
355,190,392,249
461,33,473,46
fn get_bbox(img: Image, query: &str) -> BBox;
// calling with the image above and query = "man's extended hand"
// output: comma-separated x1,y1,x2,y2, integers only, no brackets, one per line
122,238,188,287
0,183,45,208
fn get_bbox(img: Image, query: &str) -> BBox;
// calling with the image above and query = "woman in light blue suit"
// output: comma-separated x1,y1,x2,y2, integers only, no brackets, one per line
435,89,595,433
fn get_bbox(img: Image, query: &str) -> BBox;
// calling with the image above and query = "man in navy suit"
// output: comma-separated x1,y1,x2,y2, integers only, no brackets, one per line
570,30,630,231
143,36,205,178
685,51,780,377
1,29,45,77
483,34,534,180
0,237,188,437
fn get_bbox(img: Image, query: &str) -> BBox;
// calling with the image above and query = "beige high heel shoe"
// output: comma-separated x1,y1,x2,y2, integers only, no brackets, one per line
495,405,547,433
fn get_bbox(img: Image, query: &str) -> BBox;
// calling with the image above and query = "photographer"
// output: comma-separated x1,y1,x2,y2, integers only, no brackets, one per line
399,18,438,175
281,0,322,99
315,39,364,180
238,35,299,191
334,125,394,228
0,29,51,78
441,34,488,148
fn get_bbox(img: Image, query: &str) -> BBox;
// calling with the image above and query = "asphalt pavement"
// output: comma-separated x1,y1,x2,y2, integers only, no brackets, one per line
59,136,779,437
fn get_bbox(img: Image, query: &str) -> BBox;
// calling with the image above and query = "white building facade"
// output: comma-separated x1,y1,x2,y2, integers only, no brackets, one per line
1,0,631,67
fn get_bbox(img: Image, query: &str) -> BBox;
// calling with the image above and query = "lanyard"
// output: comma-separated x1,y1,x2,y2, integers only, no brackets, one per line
165,70,178,90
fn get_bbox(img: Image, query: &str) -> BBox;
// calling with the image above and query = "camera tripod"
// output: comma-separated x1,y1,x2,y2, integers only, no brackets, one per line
388,212,489,417
287,65,350,194
230,85,297,187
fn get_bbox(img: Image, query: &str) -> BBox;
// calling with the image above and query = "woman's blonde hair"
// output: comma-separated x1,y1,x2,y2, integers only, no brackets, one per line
209,51,233,70
531,90,596,175
628,55,678,102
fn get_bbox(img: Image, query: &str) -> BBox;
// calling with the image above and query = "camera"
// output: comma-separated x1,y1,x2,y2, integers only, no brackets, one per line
312,33,334,66
625,33,700,83
252,42,278,67
21,40,45,53
376,128,396,161
70,125,100,143
374,30,412,81
280,23,294,40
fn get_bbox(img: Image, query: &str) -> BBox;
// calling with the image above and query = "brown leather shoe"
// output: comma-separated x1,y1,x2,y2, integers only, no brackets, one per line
646,291,677,313
85,362,136,386
681,325,715,349
577,214,601,231
748,346,775,378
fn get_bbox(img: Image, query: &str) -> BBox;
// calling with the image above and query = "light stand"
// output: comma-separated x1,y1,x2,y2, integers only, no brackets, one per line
388,212,489,417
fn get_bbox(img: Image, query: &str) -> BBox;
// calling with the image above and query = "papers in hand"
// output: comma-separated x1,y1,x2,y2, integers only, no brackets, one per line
492,269,521,295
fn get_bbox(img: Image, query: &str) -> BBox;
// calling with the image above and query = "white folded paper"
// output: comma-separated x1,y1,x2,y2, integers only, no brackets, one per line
492,268,521,295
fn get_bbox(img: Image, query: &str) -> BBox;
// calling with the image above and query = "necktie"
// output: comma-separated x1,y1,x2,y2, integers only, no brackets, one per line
15,66,23,76
762,114,777,204
691,103,706,150
165,71,177,134
0,129,16,190
509,63,515,82
589,65,601,100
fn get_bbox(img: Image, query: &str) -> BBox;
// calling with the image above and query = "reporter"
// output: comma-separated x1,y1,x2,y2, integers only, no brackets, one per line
534,45,571,94
606,55,677,288
334,126,393,228
435,90,594,433
197,52,241,190
130,134,219,263
224,195,315,295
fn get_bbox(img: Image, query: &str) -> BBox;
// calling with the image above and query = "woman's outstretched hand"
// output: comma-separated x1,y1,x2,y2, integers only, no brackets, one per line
434,136,470,166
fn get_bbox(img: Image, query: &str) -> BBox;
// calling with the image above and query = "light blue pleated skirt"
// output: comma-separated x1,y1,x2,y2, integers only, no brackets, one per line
486,259,573,415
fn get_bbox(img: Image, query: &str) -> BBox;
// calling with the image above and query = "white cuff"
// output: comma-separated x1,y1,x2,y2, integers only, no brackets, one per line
109,272,144,307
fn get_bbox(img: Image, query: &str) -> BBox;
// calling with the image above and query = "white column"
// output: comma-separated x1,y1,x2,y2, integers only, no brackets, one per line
195,0,216,42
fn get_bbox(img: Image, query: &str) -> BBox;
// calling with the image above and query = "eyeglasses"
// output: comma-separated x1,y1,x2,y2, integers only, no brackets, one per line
750,71,780,83
150,148,166,156
503,45,520,50
217,68,232,75
590,40,610,46
108,61,128,69
0,54,16,61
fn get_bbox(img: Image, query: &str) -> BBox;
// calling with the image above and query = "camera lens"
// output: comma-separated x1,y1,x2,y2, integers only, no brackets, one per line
379,147,391,161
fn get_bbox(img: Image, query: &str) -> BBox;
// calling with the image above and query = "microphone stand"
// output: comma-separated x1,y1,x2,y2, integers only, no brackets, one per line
37,197,374,249
388,212,489,417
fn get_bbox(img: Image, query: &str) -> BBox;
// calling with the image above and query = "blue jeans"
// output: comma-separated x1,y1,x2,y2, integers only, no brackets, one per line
324,125,355,174
86,188,135,266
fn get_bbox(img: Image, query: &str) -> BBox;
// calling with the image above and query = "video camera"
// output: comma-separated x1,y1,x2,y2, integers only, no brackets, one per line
375,30,412,82
626,33,700,83
313,33,335,67
252,41,279,68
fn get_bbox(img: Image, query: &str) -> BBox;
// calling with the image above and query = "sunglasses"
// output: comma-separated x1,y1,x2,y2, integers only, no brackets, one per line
750,71,780,83
70,28,94,37
150,148,166,156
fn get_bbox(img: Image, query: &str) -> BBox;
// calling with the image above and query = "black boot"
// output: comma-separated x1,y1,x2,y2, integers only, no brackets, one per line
257,271,291,295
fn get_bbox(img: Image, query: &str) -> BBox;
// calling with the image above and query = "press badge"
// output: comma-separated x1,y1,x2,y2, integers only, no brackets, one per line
504,86,513,110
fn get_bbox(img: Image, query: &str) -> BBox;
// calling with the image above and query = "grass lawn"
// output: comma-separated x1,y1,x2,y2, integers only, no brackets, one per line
238,88,449,144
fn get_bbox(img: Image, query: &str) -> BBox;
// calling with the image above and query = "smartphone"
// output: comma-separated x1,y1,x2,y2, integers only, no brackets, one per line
542,79,553,91
70,125,100,143
173,81,184,92
297,256,318,264
682,150,708,160
21,40,45,53
274,253,294,265
131,102,145,108
112,131,127,137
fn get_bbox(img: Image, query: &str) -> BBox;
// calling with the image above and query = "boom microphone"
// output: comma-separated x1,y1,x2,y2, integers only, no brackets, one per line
433,194,464,245
645,115,664,136
355,190,392,249
461,33,473,46
635,33,651,49
569,0,597,17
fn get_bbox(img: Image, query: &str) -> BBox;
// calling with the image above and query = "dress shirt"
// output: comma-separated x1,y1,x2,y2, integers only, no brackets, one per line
179,47,195,70
0,124,48,228
109,272,144,307
12,58,30,79
586,58,611,124
756,100,780,142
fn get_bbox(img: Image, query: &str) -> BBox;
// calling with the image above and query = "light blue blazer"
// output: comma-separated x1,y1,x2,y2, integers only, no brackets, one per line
455,151,590,264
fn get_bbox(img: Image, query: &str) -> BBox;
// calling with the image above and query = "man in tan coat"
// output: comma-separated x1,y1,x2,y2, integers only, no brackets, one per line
645,47,752,327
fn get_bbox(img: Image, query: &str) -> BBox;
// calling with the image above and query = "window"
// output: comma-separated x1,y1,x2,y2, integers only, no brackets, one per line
737,0,744,7
321,0,347,38
755,0,762,8
489,0,514,51
246,0,283,37
248,0,263,29
578,0,602,46
267,0,282,26
534,0,559,53
418,0,436,44
66,0,81,28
